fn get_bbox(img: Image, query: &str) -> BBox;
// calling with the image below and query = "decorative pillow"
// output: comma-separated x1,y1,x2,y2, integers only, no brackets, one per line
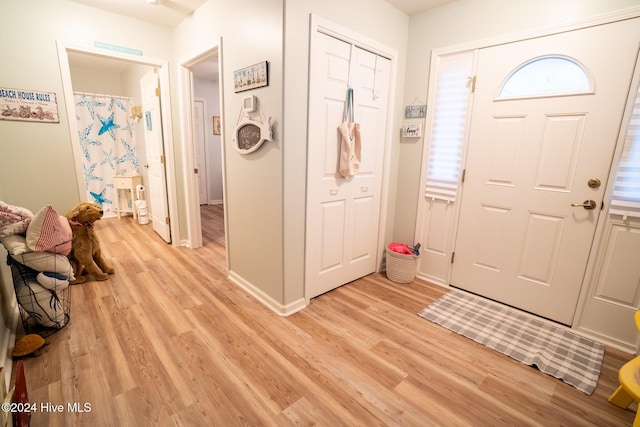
0,234,29,255
10,262,68,328
26,206,72,255
11,252,74,281
10,260,39,293
0,201,33,238
15,281,67,328
37,272,70,291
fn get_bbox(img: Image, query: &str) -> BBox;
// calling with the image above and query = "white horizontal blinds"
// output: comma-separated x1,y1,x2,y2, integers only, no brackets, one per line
424,51,474,202
610,81,640,219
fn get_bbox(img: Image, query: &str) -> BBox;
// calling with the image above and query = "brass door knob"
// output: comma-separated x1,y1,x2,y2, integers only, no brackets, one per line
571,200,597,209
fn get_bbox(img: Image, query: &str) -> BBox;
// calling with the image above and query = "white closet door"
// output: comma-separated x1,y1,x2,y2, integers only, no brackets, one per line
306,32,391,299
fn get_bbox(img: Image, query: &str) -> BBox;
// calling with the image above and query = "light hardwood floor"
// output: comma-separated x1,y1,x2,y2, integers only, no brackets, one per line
18,204,635,426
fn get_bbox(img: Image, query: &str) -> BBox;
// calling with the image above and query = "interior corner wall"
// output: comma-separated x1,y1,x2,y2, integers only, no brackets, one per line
174,0,409,308
0,0,172,216
173,0,285,304
395,0,640,246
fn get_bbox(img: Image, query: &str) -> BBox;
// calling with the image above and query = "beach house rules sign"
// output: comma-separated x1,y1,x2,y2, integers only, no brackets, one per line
0,87,59,123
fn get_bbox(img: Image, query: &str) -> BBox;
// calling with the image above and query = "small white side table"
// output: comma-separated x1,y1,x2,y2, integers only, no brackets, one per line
113,174,143,219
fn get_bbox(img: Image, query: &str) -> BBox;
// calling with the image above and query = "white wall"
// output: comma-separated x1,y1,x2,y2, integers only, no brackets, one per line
0,0,173,215
173,0,285,304
174,0,409,309
396,0,640,244
0,0,174,371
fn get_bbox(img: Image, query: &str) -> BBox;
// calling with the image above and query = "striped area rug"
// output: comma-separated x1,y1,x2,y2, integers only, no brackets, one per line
418,289,605,394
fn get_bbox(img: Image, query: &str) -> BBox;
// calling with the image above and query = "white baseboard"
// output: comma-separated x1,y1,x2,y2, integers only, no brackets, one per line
571,326,636,355
228,270,307,316
415,272,448,288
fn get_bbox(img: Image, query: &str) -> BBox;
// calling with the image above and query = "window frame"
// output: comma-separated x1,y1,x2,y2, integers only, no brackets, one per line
496,55,594,101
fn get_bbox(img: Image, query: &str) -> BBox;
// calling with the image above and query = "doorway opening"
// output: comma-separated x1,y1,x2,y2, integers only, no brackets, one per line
57,41,179,245
178,45,227,263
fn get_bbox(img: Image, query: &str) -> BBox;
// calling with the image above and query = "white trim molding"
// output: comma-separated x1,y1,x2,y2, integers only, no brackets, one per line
228,271,307,316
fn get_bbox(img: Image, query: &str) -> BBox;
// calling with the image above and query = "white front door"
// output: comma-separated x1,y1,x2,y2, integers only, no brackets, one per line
451,19,640,324
193,99,208,205
140,69,171,243
306,32,391,299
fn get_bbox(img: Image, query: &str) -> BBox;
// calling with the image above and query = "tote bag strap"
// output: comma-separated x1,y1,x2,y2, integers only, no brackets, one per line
342,87,355,123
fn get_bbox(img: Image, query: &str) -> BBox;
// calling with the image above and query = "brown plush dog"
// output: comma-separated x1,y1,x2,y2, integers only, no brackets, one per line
66,202,114,284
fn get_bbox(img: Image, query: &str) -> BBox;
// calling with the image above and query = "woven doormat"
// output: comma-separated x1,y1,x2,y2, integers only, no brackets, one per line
418,289,605,394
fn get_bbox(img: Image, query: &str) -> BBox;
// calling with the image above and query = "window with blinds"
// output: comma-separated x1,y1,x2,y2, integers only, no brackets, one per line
424,51,474,202
610,80,640,219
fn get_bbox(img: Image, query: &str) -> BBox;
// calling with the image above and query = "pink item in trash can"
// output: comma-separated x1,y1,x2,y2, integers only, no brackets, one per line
388,242,414,255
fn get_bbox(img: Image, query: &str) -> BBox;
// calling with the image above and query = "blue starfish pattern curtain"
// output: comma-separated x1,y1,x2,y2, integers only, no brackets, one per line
74,94,139,215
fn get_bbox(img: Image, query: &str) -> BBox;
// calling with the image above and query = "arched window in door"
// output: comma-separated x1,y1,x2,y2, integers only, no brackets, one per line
498,55,593,99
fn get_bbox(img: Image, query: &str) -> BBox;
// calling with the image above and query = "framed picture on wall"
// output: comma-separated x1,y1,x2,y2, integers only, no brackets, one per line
233,61,268,92
405,104,427,118
213,116,221,135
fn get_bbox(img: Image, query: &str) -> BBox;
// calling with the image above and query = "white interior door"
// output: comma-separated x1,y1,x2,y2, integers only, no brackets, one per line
306,32,391,299
451,19,640,324
140,69,171,243
193,99,208,205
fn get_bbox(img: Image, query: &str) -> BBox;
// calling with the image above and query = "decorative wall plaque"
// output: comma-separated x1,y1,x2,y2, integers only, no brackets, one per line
0,87,59,123
233,116,273,154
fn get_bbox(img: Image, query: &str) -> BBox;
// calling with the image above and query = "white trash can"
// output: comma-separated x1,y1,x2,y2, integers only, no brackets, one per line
385,243,420,284
135,184,150,225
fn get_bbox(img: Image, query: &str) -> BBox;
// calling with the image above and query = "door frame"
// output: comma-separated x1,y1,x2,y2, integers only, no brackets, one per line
56,40,179,245
193,97,210,206
178,42,226,253
305,15,398,300
414,7,640,321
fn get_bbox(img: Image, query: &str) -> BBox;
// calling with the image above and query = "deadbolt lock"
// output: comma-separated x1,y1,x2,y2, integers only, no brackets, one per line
588,178,601,188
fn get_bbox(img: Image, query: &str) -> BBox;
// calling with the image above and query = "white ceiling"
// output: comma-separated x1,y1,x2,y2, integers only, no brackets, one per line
384,0,455,15
69,0,207,28
69,0,455,28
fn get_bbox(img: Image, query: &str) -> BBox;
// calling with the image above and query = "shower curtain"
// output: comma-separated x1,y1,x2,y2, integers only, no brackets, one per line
73,93,139,215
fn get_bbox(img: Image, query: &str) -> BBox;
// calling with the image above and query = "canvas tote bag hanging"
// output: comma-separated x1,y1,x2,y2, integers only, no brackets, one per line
338,87,361,178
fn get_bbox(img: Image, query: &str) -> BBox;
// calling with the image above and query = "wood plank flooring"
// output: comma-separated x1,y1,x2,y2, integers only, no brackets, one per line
17,204,636,426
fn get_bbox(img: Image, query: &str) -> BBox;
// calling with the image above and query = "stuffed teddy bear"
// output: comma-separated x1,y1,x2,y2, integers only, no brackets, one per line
66,202,114,284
